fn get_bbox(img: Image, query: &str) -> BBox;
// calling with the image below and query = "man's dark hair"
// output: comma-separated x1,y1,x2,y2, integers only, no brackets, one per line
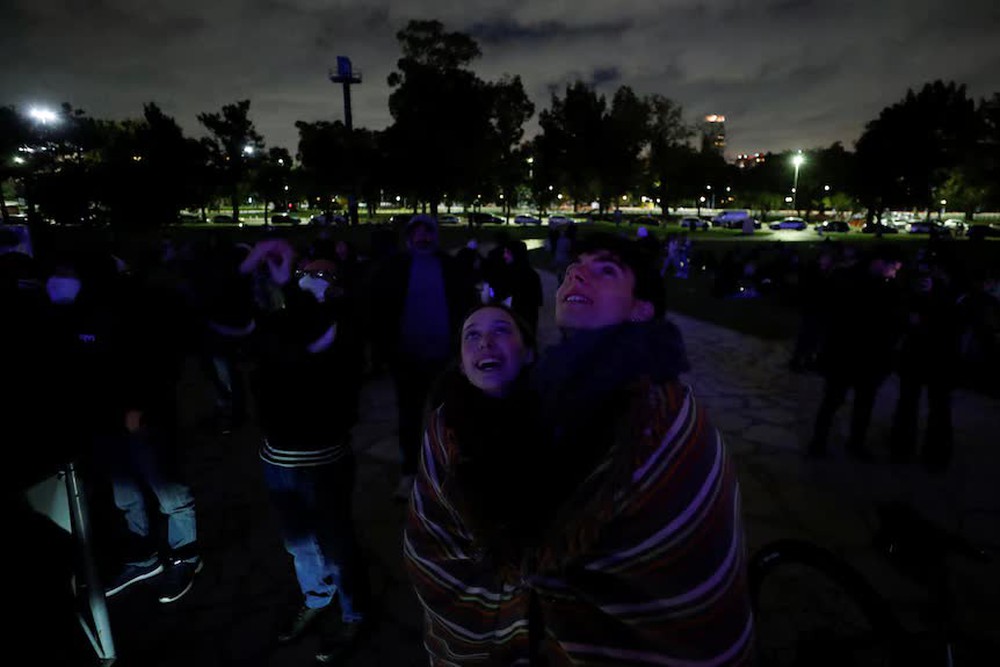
573,232,667,318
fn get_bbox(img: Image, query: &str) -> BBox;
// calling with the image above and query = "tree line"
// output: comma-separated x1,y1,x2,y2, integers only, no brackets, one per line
2,20,999,227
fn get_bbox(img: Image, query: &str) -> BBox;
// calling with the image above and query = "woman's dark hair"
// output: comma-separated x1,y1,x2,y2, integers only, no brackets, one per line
459,301,538,356
572,232,667,318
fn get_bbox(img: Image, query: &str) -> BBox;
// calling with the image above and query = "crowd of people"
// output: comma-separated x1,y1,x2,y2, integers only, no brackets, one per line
4,218,754,665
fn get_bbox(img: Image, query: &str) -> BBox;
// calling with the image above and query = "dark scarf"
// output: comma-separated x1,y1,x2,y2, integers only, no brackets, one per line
527,319,690,536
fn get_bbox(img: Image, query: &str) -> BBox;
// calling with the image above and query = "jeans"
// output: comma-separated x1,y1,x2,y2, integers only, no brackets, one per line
105,430,197,563
263,457,369,621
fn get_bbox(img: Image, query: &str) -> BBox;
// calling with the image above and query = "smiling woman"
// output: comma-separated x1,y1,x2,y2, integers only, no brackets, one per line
404,303,546,664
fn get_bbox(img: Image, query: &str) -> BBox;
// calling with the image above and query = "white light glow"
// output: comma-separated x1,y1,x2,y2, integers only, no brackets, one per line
29,106,59,124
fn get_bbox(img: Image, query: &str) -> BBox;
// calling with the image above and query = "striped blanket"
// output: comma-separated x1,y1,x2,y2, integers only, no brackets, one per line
404,381,754,666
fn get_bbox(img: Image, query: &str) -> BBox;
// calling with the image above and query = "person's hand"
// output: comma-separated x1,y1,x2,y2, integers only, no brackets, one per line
125,410,143,433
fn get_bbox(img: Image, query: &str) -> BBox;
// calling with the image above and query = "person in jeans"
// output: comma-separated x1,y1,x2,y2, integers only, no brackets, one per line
241,239,371,663
41,255,200,603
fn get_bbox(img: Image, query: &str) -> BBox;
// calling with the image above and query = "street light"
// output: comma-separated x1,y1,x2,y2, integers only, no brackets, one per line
28,106,59,125
791,152,805,210
242,145,255,156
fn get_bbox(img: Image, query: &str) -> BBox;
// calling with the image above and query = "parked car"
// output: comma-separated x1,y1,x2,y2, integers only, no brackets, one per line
548,215,575,227
769,217,808,230
678,216,709,230
468,212,504,225
271,213,302,225
438,214,461,224
632,215,661,227
712,210,759,229
941,218,967,234
309,213,345,225
212,214,236,224
967,224,1000,241
861,222,899,234
387,214,413,227
816,220,850,233
177,212,200,223
908,220,948,235
514,214,541,225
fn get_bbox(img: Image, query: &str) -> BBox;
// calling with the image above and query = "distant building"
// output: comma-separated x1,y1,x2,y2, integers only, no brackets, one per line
735,152,766,169
701,115,726,155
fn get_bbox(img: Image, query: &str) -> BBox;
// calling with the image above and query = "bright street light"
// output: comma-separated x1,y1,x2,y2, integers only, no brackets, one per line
791,152,805,210
526,157,534,164
940,199,947,206
242,145,255,156
13,156,25,164
28,106,59,124
824,185,831,192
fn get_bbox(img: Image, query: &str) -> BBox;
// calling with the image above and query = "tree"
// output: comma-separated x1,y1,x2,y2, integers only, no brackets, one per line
198,100,264,222
598,87,650,213
386,20,496,217
252,147,294,223
537,82,605,210
488,75,534,221
855,81,978,220
96,103,210,227
0,106,31,222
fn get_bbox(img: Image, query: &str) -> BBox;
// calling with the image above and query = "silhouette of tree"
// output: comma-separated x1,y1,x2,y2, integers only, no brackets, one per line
253,146,293,223
96,103,209,227
198,100,264,222
488,75,534,221
538,82,605,210
386,20,495,217
0,107,32,222
856,80,978,220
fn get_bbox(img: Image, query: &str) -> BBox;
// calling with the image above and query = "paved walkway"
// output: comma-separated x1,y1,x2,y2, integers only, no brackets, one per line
51,269,999,665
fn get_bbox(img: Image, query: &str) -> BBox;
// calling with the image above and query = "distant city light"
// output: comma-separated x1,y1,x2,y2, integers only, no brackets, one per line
705,114,726,123
526,157,534,164
284,185,289,191
824,185,831,191
13,156,25,164
785,196,793,203
28,106,59,124
548,185,554,191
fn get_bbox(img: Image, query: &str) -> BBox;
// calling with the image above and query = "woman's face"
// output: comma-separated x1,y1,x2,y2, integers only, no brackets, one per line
461,307,533,397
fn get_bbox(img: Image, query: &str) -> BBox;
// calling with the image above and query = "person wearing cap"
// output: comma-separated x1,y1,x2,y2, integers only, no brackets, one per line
369,215,476,501
240,239,371,662
522,233,754,665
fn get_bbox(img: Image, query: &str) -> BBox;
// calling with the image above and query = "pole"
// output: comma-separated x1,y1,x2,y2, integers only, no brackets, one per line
793,163,800,212
65,462,116,662
342,81,359,226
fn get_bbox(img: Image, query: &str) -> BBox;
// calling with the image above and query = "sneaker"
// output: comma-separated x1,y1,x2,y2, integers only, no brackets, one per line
315,619,370,664
106,561,164,597
157,557,203,604
277,604,331,644
393,475,415,502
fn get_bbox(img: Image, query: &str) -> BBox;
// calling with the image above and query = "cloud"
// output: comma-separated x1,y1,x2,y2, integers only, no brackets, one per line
1,0,998,155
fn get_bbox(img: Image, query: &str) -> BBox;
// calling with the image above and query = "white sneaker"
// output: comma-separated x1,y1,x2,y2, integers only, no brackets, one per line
393,475,415,502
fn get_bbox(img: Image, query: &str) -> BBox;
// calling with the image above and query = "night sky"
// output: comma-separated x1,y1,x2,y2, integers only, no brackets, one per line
4,0,999,156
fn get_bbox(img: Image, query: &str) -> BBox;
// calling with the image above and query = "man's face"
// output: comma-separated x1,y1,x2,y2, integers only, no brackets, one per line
409,225,437,253
555,251,652,330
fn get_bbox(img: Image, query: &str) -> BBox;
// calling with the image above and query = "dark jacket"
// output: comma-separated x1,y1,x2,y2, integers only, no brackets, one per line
253,288,364,459
368,250,475,365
